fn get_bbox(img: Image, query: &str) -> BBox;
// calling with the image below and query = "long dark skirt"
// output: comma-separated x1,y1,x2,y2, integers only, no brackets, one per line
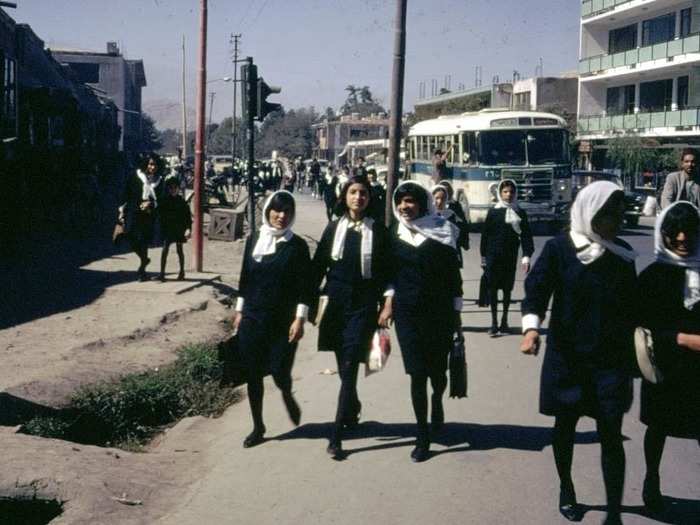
485,254,517,292
394,303,453,378
318,300,376,364
238,316,297,380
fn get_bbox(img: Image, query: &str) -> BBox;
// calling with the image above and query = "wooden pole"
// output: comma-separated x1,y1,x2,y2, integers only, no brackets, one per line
385,0,408,226
181,35,187,159
192,0,208,272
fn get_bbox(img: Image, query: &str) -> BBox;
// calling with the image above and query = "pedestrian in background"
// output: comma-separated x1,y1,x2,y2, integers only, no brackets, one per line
660,148,700,209
367,169,386,223
520,181,638,525
232,190,312,448
637,201,700,514
158,176,192,281
312,175,391,458
481,180,533,336
323,166,339,221
432,183,469,265
353,156,367,178
380,181,462,462
118,153,164,281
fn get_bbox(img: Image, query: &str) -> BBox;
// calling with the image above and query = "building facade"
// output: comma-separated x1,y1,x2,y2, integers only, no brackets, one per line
52,43,146,154
578,0,700,165
313,113,389,163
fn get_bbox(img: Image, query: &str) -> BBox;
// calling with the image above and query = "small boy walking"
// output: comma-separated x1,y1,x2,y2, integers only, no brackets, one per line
159,176,192,281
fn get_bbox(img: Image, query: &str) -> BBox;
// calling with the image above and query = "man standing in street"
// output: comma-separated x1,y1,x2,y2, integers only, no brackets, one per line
661,148,700,209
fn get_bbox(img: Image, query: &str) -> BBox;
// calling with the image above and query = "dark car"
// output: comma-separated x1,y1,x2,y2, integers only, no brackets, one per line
572,170,644,227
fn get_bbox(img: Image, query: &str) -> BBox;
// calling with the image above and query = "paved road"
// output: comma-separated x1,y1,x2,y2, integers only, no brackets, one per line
158,194,699,525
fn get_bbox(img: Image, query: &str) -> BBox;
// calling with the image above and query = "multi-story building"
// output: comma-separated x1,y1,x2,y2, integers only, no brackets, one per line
578,0,700,166
52,43,146,154
313,113,389,163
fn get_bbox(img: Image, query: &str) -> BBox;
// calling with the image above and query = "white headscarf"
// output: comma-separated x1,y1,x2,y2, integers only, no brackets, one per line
654,200,700,310
331,216,374,279
252,190,295,262
569,180,637,265
432,184,455,220
393,181,458,249
136,169,162,207
494,179,521,235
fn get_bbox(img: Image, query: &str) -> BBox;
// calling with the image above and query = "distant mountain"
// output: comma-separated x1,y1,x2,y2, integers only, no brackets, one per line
143,98,195,131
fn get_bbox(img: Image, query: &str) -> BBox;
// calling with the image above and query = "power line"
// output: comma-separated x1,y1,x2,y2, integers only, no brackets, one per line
238,0,257,28
248,0,272,29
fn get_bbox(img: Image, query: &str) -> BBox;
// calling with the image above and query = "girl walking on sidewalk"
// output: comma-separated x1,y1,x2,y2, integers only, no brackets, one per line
158,176,192,281
232,191,313,448
312,175,392,459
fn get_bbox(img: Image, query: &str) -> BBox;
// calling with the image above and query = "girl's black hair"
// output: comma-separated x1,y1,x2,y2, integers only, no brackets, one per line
335,175,372,217
439,180,454,200
499,180,516,193
393,183,428,216
661,202,700,239
266,191,295,220
139,152,165,175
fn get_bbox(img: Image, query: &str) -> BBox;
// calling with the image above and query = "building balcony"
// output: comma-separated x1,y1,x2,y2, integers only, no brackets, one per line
581,0,632,19
579,33,700,77
578,107,700,136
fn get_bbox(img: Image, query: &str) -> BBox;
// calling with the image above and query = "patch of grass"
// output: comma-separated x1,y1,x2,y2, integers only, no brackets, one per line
20,344,241,449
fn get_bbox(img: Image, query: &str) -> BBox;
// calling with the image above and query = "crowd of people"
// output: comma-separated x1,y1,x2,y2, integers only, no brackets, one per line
117,149,699,525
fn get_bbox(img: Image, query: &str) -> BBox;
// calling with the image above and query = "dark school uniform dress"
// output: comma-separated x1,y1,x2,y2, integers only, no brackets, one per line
390,226,463,378
480,207,534,292
522,234,637,419
448,201,470,252
158,194,192,243
122,173,162,246
237,233,312,378
313,220,391,363
638,263,700,439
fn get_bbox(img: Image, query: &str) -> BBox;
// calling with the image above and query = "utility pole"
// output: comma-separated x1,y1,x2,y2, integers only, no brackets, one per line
230,34,241,160
181,35,188,160
385,0,408,226
193,0,208,273
242,57,257,237
206,91,216,155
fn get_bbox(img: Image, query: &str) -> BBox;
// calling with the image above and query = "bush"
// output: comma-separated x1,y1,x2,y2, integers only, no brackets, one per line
20,344,241,448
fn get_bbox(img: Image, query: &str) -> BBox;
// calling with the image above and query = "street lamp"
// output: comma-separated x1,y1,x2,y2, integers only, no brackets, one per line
207,77,232,84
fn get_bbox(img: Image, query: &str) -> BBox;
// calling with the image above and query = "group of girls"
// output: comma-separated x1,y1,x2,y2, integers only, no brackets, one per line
232,175,699,524
233,176,462,463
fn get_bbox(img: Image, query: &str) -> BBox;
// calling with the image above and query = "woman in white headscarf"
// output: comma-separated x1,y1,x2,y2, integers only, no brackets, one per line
637,201,700,513
519,181,638,525
312,174,392,459
232,190,312,448
480,179,534,336
379,181,462,463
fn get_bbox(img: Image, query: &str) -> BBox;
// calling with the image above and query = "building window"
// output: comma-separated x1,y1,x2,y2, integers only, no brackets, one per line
639,79,674,112
513,91,532,110
609,24,638,54
677,76,689,109
680,8,692,38
606,85,636,115
1,55,17,138
67,62,100,83
642,13,676,47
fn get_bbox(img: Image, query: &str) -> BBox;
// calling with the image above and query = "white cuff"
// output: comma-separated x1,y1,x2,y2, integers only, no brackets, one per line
521,313,540,334
453,297,463,311
521,256,530,265
235,297,244,312
383,286,395,298
296,304,309,320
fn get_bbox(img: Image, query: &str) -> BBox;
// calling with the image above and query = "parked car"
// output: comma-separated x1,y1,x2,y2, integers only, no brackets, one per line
572,170,644,226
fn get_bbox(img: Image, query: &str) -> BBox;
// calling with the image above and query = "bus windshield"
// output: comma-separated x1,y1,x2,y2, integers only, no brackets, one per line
478,130,527,166
478,129,568,166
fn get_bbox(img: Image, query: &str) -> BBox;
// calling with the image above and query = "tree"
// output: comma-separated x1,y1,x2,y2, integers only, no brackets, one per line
606,136,679,186
255,107,319,159
139,113,163,152
340,85,385,117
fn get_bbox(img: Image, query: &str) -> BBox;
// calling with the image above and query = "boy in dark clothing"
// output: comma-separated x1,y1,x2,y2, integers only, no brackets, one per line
159,176,192,281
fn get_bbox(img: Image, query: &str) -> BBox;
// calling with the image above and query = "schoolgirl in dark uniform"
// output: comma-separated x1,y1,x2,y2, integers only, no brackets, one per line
637,201,700,513
232,191,312,448
158,176,192,281
312,175,391,458
436,180,470,251
432,183,470,265
118,154,164,281
480,179,534,336
380,181,462,462
520,181,638,525
323,167,339,221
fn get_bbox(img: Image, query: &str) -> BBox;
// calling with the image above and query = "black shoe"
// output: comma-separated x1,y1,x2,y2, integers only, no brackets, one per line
559,487,582,522
158,273,166,282
177,270,185,281
499,320,510,335
327,438,343,459
411,431,430,463
488,324,499,337
243,426,266,448
642,475,663,513
282,391,301,426
138,271,148,282
343,400,362,429
431,396,444,432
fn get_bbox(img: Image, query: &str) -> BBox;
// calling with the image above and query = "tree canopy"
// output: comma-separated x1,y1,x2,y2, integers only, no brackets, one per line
340,85,385,117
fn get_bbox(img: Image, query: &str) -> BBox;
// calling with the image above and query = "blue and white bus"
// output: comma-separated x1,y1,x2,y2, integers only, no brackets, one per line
407,109,572,223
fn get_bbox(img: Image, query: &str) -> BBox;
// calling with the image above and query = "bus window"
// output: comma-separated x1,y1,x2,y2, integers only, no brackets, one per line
479,130,527,166
461,132,478,165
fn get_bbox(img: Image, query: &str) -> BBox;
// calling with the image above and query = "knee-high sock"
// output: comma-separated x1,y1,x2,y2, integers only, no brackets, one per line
247,376,265,430
410,374,429,433
160,242,171,274
553,413,579,491
176,242,185,272
502,290,511,325
643,425,666,480
598,415,625,515
334,356,360,426
489,288,499,326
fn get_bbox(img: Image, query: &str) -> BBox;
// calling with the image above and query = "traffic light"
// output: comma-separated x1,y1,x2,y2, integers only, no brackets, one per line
255,78,282,121
241,61,258,123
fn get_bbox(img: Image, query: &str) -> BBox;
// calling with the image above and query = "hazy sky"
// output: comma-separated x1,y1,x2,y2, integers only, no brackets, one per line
11,0,580,128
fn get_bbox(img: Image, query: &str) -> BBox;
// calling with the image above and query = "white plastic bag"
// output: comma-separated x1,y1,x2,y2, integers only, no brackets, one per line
365,328,391,376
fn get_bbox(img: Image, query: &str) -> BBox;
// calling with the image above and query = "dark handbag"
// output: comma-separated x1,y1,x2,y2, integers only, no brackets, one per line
477,272,490,307
112,221,126,245
217,334,247,386
449,334,468,399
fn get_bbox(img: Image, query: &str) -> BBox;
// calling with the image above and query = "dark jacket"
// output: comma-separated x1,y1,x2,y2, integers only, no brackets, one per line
159,194,192,242
522,234,637,418
480,207,534,290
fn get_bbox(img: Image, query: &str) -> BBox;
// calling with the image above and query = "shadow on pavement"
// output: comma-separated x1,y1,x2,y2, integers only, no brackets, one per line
576,498,700,525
